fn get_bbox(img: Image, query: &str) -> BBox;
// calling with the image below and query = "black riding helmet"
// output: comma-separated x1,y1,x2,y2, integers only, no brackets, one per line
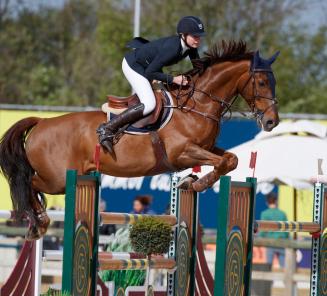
177,16,206,37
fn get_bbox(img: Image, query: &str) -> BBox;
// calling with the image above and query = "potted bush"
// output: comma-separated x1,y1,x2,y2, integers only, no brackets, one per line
129,216,172,295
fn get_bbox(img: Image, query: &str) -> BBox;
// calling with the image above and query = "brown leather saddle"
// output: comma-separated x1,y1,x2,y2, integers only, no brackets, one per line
105,89,176,173
106,91,165,129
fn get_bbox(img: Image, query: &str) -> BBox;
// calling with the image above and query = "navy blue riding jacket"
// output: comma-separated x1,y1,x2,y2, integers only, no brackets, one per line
124,35,199,84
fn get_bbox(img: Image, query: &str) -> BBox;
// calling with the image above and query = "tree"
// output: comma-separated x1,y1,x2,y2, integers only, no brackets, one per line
0,0,327,113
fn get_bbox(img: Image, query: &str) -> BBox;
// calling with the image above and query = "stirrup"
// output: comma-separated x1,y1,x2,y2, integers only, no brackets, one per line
100,136,114,153
96,124,111,137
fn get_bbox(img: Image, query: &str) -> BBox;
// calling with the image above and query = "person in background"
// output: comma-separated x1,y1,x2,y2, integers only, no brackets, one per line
131,195,156,215
258,192,289,268
98,199,116,236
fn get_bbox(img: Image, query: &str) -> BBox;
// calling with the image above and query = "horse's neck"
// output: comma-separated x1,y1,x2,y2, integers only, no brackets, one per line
167,60,250,117
197,60,250,102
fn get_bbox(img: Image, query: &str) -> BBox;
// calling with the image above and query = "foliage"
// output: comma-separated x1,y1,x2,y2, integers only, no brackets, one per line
41,288,71,296
1,0,327,113
129,216,172,256
99,227,146,291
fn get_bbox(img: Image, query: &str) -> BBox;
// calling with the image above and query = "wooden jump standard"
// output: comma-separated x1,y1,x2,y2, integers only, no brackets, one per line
62,170,199,296
215,176,327,296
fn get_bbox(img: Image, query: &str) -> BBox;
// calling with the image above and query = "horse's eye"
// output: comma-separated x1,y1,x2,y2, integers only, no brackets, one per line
258,80,265,87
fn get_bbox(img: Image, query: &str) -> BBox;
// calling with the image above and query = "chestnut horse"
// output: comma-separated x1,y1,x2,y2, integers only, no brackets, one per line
0,41,280,240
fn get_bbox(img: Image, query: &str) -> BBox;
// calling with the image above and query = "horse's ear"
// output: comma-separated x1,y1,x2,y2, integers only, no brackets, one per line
252,50,261,69
254,50,260,62
268,51,280,65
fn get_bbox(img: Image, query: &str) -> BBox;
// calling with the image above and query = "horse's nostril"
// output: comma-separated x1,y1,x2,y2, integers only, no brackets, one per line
262,119,277,131
267,120,274,127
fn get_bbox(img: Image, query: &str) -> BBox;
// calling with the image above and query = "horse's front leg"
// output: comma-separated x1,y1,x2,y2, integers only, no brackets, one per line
192,147,238,191
177,145,238,192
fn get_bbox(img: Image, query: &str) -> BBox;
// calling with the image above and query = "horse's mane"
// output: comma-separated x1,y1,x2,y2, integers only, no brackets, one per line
186,40,253,76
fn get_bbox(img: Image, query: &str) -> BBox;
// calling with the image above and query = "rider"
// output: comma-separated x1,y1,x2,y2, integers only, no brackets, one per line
97,16,206,153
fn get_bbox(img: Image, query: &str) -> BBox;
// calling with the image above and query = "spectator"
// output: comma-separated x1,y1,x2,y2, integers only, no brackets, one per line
259,192,289,268
131,195,156,215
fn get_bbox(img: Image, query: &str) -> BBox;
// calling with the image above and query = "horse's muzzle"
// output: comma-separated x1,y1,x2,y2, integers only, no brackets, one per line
262,116,279,131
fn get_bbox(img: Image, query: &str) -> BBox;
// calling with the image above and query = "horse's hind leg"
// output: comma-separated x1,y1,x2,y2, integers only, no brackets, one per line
27,176,65,240
25,173,66,240
26,190,50,241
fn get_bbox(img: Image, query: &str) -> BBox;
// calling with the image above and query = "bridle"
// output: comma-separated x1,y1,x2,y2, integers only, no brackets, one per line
247,68,278,123
166,67,278,123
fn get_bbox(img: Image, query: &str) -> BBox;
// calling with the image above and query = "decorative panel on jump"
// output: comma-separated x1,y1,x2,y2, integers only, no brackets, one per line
214,176,256,296
62,170,100,296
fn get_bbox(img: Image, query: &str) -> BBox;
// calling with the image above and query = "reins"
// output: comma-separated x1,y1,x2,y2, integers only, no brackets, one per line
164,67,278,123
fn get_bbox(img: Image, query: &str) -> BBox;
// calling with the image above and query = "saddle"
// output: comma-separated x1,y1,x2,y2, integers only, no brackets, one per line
102,87,168,129
101,86,176,173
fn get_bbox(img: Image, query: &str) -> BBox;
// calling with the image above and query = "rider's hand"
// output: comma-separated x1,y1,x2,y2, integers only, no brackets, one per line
173,75,189,86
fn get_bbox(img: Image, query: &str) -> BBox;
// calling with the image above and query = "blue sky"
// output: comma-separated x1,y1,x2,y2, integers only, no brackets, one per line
300,0,327,31
14,0,327,33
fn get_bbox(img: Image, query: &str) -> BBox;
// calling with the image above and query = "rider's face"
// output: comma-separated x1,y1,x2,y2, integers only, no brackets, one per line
185,34,201,48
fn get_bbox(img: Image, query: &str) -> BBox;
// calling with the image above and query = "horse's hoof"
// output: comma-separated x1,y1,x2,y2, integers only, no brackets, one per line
35,211,50,236
25,225,42,241
176,176,196,190
38,218,50,236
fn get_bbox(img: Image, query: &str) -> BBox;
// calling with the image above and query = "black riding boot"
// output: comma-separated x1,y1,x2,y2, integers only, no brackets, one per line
97,103,145,153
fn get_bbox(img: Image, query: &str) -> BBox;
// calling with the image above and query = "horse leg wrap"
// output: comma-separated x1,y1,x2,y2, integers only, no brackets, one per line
25,212,42,241
192,171,218,192
34,209,50,236
176,175,198,190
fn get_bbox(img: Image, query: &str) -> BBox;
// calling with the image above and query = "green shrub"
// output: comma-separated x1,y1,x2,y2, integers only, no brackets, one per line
41,288,70,296
129,216,172,256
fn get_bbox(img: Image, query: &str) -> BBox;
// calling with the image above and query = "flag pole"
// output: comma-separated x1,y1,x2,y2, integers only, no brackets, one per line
317,158,323,184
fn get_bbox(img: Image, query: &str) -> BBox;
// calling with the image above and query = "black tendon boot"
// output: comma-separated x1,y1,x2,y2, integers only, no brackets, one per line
97,103,145,153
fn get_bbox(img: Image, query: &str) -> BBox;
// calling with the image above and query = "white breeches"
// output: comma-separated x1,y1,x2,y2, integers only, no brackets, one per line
122,58,156,116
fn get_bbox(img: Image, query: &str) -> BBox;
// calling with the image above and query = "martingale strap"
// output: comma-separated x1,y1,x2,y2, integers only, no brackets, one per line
147,131,177,174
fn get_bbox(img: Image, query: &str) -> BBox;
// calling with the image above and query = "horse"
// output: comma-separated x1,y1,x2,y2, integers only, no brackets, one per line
0,41,280,240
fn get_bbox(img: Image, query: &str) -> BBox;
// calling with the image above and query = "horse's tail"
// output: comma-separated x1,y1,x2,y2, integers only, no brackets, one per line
0,117,41,219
